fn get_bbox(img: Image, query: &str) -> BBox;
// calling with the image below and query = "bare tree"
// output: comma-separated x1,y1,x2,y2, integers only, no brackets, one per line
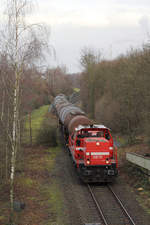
0,0,50,223
80,47,101,118
45,66,72,99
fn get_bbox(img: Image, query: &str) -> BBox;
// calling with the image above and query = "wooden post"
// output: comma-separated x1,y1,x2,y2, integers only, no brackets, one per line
29,113,32,146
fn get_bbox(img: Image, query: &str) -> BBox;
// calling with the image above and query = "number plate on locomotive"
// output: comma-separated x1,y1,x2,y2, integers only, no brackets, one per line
92,155,103,159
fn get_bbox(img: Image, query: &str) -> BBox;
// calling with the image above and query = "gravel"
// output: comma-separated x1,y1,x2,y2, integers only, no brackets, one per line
112,177,150,225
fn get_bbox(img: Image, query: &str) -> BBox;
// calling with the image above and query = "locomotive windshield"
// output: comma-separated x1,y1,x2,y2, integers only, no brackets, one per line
78,129,111,140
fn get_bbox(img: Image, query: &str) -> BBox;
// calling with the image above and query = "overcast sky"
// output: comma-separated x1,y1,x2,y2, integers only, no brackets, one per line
2,0,150,73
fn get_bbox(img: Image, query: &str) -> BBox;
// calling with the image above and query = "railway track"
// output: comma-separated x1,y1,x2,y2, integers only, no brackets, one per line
87,184,136,225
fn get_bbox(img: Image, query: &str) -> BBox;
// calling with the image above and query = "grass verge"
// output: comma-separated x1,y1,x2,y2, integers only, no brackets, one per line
0,105,65,225
23,105,49,145
0,146,65,225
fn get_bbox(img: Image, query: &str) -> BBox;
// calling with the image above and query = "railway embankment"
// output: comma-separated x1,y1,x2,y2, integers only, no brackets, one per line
117,137,150,215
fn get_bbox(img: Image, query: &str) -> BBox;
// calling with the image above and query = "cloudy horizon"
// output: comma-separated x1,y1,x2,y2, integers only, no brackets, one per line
2,0,150,73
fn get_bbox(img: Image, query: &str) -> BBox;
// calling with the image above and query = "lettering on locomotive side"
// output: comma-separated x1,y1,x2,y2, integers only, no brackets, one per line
86,139,107,143
91,152,109,155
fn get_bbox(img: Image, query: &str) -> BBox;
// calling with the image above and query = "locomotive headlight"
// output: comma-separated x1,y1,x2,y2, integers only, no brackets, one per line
106,158,109,164
109,147,113,150
96,142,100,146
87,159,90,164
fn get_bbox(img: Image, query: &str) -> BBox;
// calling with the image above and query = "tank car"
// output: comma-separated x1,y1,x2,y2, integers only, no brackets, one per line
52,94,118,183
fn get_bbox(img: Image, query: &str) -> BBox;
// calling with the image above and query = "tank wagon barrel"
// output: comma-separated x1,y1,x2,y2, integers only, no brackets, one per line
51,94,118,183
52,94,92,134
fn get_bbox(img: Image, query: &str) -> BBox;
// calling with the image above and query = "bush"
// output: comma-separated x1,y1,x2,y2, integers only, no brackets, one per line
37,115,58,147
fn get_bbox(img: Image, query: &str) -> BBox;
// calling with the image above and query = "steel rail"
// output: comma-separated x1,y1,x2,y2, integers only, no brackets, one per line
87,184,109,225
107,184,136,225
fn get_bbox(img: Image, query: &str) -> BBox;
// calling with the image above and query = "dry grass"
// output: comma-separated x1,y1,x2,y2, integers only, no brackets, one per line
0,146,63,225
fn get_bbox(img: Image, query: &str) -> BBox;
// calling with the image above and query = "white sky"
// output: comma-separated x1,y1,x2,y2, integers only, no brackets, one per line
1,0,150,73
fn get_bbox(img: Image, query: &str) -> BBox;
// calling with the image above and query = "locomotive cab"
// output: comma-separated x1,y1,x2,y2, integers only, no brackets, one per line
72,125,118,182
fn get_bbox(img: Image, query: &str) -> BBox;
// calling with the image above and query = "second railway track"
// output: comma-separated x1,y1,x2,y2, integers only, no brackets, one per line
87,183,136,225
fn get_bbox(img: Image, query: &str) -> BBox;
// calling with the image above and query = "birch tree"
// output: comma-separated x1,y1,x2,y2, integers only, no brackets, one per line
1,0,50,223
0,55,13,183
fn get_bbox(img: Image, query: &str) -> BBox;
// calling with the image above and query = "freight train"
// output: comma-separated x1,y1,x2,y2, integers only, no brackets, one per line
52,94,118,182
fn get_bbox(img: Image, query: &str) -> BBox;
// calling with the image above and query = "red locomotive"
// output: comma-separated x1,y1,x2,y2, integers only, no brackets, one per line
52,94,118,182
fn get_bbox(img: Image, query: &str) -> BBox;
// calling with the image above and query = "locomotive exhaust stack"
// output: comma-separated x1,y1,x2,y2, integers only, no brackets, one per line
51,94,118,183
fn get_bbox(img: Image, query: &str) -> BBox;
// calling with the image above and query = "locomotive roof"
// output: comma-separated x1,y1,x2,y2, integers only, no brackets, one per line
75,124,110,131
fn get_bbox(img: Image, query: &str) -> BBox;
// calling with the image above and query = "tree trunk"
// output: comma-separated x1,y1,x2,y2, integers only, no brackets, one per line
10,69,20,223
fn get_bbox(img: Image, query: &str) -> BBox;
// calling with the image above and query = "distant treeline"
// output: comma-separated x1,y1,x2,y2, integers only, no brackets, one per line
80,45,150,143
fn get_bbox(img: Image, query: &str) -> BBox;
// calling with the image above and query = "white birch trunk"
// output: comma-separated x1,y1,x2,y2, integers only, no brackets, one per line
10,69,21,220
1,91,5,121
10,0,20,219
5,107,10,181
0,91,5,180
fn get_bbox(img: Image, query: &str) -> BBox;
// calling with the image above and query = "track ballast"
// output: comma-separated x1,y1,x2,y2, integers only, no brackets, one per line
87,184,136,225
